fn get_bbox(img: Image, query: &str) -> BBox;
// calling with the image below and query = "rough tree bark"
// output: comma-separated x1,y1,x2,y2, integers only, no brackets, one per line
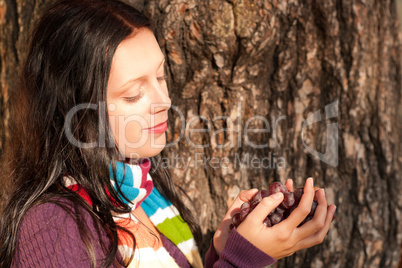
1,0,401,267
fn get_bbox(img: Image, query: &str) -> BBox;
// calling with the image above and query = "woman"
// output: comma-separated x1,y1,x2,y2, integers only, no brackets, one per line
0,0,336,267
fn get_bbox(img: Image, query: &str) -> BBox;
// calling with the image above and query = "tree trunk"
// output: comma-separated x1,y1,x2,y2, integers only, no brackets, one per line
1,0,401,267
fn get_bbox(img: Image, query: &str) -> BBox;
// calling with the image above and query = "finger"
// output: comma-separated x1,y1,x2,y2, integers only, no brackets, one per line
282,177,315,229
244,192,284,225
293,204,336,250
218,189,259,234
294,188,327,240
226,189,259,219
285,179,294,192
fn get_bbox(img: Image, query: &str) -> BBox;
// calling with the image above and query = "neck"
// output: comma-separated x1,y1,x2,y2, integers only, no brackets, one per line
124,157,146,165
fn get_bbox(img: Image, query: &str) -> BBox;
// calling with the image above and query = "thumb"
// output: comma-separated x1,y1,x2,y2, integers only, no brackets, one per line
247,192,284,223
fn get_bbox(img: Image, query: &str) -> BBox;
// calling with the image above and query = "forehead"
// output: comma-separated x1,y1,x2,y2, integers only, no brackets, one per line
110,29,164,74
107,29,164,92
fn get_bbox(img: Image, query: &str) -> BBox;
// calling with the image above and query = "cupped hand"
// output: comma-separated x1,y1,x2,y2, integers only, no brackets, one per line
213,189,259,255
236,178,336,260
214,178,336,260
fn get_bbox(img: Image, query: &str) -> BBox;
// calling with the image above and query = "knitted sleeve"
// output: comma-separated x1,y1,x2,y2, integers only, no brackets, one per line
204,228,277,268
13,201,116,267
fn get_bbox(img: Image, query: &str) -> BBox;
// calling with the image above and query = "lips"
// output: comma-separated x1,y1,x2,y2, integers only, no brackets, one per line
143,120,168,134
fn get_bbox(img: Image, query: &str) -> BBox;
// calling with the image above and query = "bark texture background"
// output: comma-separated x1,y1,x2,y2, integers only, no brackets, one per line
1,0,401,267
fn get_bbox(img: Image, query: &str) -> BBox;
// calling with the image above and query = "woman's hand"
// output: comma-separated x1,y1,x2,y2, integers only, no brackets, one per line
213,188,259,255
213,178,336,259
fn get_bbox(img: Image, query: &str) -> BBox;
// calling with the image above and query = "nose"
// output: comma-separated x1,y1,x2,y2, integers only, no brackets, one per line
151,81,171,114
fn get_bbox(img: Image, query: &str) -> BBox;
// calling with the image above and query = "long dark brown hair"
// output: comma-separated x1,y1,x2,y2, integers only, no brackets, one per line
0,0,201,267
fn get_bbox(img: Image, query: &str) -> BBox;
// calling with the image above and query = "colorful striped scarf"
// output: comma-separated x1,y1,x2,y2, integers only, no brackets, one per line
65,158,202,268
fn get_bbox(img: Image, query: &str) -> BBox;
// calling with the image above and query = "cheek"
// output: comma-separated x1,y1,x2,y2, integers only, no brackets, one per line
124,120,143,143
108,111,145,144
107,101,166,159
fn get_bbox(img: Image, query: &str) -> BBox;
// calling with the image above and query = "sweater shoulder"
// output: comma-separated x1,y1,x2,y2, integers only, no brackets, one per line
14,199,111,267
21,199,82,231
18,199,96,244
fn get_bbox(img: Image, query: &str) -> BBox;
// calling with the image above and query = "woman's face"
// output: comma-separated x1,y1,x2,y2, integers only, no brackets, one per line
107,29,171,160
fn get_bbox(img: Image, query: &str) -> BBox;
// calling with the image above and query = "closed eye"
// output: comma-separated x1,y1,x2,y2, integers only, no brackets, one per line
124,91,144,104
157,75,168,83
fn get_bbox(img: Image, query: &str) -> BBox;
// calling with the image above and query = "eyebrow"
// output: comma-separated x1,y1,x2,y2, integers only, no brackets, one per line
119,58,165,90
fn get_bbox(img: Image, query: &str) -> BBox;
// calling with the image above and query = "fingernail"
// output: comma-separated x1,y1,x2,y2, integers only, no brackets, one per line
321,188,325,197
309,177,314,186
332,205,337,213
331,206,337,222
272,192,283,199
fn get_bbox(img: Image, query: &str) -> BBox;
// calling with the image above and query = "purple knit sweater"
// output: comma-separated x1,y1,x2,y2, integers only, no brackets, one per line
13,201,276,267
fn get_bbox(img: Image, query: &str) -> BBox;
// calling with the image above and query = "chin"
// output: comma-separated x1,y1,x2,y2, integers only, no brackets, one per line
118,135,167,160
140,149,165,158
123,147,165,160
